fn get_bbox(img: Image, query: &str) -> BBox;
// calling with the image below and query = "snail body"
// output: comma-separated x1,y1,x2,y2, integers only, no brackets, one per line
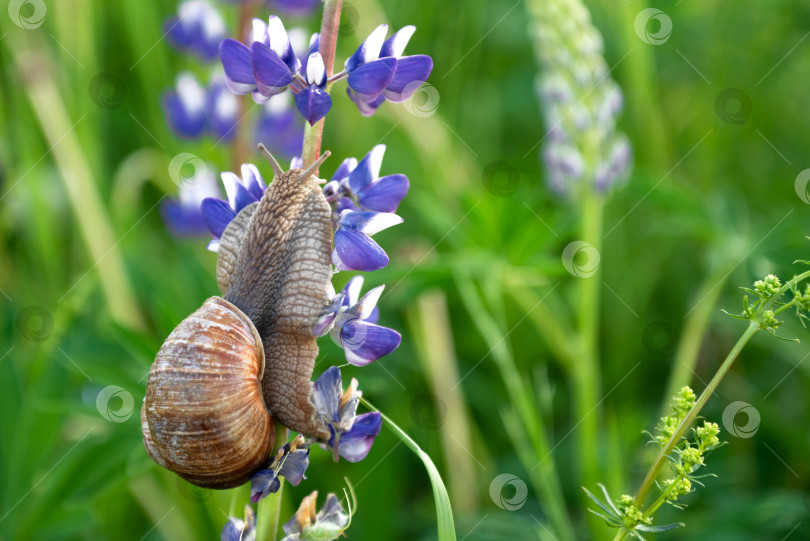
142,148,332,488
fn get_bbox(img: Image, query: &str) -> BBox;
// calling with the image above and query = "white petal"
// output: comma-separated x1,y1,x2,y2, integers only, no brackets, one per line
176,72,205,113
306,52,326,85
361,212,402,236
362,24,388,63
250,17,268,44
266,15,289,57
220,171,242,208
386,25,415,58
367,144,386,180
357,285,384,319
345,275,364,305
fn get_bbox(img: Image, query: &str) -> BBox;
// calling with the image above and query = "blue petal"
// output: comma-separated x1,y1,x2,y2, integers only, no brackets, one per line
347,57,397,99
366,306,380,324
219,39,256,94
160,198,208,237
234,182,256,212
313,366,342,424
332,229,389,272
249,469,281,503
294,86,332,126
338,412,382,462
384,55,433,102
200,197,236,238
347,87,384,116
357,174,409,212
347,146,384,192
278,449,309,486
340,320,401,366
336,197,359,213
163,92,206,139
251,41,293,97
241,164,266,199
331,157,357,182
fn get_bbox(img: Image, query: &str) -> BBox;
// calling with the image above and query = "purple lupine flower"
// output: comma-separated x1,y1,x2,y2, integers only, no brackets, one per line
204,74,239,141
344,25,397,112
200,164,267,251
379,26,434,102
347,25,433,115
314,276,400,366
255,95,305,160
332,210,402,271
166,1,227,61
221,505,256,541
313,366,382,462
295,52,332,125
325,145,408,212
163,72,207,139
282,492,349,541
161,163,221,237
250,16,300,102
250,435,310,503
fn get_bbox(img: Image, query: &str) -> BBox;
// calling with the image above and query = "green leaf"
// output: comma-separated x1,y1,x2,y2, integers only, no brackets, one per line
635,522,685,532
361,398,456,541
582,487,620,521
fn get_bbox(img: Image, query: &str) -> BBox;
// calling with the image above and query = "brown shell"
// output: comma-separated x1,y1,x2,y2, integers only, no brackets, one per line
142,296,275,488
224,166,332,440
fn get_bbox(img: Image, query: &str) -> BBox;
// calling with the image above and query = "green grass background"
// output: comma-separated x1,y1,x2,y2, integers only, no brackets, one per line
2,0,810,539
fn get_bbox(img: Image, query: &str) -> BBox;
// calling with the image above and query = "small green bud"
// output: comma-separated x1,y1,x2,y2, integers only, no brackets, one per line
679,445,703,472
753,274,781,298
663,477,692,500
672,386,697,417
656,415,679,445
621,504,652,528
759,309,782,331
696,421,720,450
619,494,634,508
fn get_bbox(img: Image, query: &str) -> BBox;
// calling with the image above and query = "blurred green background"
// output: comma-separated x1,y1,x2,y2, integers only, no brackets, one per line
2,0,810,539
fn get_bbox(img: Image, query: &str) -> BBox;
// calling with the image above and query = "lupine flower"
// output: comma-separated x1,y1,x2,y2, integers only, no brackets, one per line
250,435,310,503
332,210,402,271
164,72,239,141
314,276,400,366
200,164,267,250
295,52,332,125
528,0,632,194
164,72,207,139
221,505,256,541
282,492,349,541
323,145,408,212
255,95,305,160
344,25,397,114
313,366,382,462
166,1,227,62
346,25,433,115
161,163,221,237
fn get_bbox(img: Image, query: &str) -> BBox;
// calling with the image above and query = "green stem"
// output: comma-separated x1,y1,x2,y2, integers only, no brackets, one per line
301,0,343,169
256,425,289,541
575,190,603,488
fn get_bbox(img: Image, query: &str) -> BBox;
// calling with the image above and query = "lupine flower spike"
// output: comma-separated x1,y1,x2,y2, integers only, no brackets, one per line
166,1,227,61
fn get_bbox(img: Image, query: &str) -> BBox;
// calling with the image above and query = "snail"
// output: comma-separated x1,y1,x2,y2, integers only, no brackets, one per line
142,146,333,488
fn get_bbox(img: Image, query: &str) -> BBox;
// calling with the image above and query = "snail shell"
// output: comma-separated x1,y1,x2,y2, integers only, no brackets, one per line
142,296,275,488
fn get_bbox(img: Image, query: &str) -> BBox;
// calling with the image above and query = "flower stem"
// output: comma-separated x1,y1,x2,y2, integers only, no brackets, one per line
256,425,289,541
575,190,603,488
301,0,343,170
